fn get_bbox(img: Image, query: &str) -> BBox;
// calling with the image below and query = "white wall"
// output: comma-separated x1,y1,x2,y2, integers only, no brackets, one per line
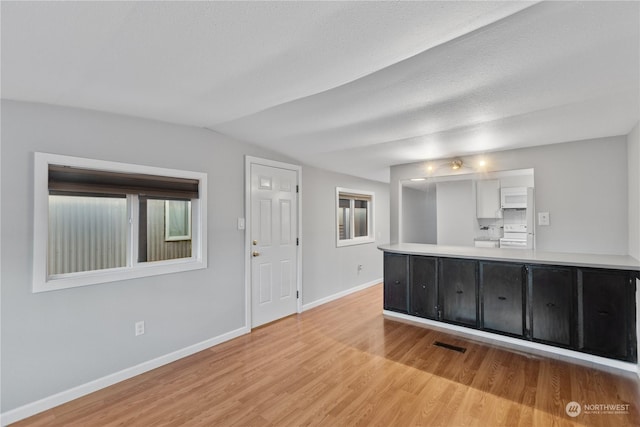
628,121,640,260
401,185,436,244
301,166,389,306
0,101,390,416
425,184,437,243
390,136,629,255
436,180,475,246
628,122,640,379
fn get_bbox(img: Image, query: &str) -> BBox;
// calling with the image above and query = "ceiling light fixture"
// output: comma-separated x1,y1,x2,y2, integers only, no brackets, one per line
450,159,463,170
418,157,477,176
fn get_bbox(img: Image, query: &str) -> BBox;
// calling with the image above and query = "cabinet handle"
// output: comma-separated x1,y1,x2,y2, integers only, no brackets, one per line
546,302,555,308
395,280,400,285
456,290,463,294
597,310,609,316
422,284,427,289
498,296,507,300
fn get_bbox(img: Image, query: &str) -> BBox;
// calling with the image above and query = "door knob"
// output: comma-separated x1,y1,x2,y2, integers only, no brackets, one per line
253,240,258,246
252,251,260,257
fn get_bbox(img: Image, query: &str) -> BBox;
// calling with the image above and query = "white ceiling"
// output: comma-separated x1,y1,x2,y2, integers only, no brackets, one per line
2,1,638,182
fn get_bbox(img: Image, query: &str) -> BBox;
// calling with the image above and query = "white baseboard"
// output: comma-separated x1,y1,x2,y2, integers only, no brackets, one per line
0,326,250,426
302,278,381,311
384,310,638,375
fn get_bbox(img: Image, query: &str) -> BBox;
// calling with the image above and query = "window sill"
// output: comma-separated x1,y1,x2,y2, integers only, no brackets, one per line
33,258,207,293
336,237,376,248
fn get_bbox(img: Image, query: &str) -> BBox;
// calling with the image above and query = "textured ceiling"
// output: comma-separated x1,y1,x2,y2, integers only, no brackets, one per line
2,1,639,182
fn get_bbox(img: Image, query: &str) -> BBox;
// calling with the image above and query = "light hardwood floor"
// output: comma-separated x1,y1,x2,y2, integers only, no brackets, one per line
13,284,640,426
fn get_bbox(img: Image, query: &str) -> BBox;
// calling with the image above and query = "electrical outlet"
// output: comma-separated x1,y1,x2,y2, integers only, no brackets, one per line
357,264,363,273
135,321,145,336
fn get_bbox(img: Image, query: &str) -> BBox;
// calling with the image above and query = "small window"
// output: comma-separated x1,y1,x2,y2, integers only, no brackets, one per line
34,153,207,292
336,187,375,247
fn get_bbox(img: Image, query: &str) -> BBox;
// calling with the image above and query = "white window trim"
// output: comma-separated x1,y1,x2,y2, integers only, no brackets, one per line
33,152,207,293
336,187,375,247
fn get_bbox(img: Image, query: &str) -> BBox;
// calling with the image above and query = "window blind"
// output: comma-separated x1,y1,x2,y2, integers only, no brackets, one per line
338,192,372,201
48,165,199,199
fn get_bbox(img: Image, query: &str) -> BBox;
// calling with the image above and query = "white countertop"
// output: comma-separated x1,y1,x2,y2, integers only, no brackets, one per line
378,243,640,271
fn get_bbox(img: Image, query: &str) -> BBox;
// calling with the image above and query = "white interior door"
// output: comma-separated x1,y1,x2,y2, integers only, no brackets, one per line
250,163,298,327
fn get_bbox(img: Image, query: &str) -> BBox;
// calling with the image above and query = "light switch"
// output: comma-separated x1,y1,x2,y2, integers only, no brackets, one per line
538,212,550,226
237,217,245,230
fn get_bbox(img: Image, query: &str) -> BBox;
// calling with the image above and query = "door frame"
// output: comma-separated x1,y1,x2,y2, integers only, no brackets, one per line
244,156,302,330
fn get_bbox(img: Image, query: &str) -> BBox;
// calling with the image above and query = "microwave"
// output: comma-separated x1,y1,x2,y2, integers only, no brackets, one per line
501,187,528,209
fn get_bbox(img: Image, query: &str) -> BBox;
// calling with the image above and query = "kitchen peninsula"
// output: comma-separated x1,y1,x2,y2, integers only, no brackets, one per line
379,243,640,370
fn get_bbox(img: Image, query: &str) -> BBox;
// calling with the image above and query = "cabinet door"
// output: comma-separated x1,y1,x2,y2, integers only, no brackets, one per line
579,269,635,362
439,258,478,327
530,266,575,347
481,262,525,336
410,256,437,319
384,253,408,313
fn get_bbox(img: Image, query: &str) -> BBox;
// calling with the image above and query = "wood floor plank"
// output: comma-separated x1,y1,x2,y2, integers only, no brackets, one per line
11,283,640,426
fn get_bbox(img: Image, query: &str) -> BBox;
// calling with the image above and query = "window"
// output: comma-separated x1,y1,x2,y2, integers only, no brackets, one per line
336,187,375,247
34,153,207,292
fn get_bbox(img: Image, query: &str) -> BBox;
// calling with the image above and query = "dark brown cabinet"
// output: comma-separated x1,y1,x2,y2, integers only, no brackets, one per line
480,262,525,337
383,251,637,363
383,253,408,313
529,265,575,347
579,268,637,362
439,258,478,327
409,256,437,319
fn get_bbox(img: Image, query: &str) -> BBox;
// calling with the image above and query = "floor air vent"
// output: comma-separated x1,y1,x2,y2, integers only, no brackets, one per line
434,341,467,353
